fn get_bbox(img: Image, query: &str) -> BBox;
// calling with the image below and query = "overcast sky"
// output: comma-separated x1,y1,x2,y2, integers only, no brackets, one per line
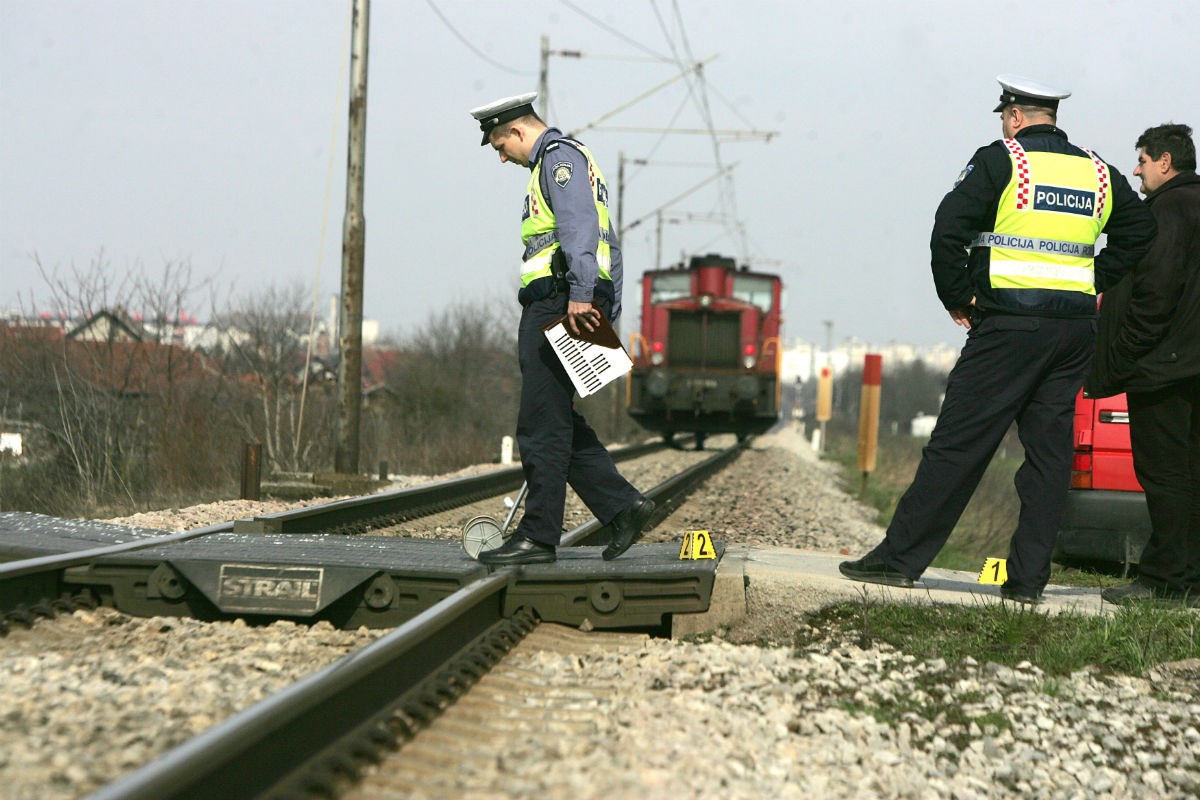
3,0,1197,348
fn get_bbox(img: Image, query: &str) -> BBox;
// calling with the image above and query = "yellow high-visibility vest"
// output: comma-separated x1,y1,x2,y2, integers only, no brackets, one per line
519,138,613,287
982,138,1113,297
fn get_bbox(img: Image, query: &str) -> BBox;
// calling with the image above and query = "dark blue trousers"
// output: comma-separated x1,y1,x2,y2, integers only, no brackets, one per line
869,314,1096,594
1127,376,1200,593
515,294,640,546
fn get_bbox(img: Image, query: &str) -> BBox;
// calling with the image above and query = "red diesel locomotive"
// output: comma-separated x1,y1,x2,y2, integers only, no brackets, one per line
626,253,783,446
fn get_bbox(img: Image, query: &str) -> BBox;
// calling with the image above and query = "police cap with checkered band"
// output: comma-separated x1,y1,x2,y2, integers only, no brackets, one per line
993,74,1071,112
470,92,538,146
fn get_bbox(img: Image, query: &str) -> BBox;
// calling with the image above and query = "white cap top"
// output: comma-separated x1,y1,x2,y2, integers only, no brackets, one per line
470,92,538,144
994,74,1071,112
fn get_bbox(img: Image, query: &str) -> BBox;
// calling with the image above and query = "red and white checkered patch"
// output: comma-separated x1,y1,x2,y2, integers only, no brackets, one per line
1003,138,1032,209
1082,148,1109,219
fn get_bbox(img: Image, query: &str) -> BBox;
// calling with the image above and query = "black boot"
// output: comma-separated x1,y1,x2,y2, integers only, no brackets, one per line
603,498,656,561
478,534,556,566
838,555,914,588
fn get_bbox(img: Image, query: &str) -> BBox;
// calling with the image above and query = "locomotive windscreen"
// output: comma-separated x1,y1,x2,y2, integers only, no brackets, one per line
732,275,776,313
668,311,741,368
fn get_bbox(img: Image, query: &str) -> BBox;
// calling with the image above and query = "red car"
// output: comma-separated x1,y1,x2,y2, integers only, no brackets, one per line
1054,389,1152,569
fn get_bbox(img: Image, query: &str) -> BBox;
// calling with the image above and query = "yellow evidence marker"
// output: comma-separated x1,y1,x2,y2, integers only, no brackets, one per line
678,530,716,560
977,557,1008,585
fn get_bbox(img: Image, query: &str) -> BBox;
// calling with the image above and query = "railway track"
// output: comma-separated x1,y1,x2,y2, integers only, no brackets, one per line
11,431,1194,800
341,623,651,799
5,442,743,799
0,440,688,635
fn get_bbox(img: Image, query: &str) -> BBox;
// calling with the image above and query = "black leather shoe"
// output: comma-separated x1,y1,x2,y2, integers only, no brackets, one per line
603,498,656,561
1100,581,1183,607
478,534,556,566
1000,585,1044,605
838,556,913,588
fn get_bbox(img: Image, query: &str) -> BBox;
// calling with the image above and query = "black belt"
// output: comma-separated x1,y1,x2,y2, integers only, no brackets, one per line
518,275,570,307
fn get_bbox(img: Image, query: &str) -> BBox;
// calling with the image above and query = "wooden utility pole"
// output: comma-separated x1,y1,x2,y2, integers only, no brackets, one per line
538,35,550,118
335,0,369,475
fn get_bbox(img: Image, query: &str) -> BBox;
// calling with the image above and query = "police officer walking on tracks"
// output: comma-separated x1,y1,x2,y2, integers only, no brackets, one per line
469,92,655,566
840,75,1156,603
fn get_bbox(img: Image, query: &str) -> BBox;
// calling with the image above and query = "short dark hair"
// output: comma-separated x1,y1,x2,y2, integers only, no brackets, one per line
1136,123,1196,172
1014,103,1056,123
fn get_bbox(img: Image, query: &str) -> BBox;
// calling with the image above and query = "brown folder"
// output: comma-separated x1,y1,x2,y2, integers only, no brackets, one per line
541,305,632,398
540,305,625,351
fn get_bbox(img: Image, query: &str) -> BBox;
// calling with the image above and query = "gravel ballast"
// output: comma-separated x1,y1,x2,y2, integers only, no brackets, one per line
1,428,1197,799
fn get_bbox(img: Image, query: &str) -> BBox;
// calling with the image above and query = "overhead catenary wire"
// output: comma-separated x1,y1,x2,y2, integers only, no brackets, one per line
557,0,670,61
550,0,775,270
623,92,694,185
424,0,532,75
567,55,717,139
666,0,749,260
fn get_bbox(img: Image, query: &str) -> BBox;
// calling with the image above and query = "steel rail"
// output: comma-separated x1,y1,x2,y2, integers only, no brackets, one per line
87,442,743,800
0,440,667,583
86,572,514,800
235,439,665,534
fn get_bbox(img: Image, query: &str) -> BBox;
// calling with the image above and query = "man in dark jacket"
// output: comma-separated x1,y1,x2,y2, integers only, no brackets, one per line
1087,123,1200,606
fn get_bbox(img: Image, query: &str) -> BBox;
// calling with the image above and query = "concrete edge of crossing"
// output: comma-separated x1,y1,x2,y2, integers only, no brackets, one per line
672,543,1124,638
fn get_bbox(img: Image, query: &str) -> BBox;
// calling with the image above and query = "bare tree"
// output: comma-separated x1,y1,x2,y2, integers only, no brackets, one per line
209,282,331,473
380,299,520,472
3,252,235,514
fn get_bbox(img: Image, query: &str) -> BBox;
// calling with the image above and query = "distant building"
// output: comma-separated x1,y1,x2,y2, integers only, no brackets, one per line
781,338,960,383
66,309,146,343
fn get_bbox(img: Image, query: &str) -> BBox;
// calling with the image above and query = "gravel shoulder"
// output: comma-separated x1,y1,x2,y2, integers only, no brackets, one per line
3,429,1197,799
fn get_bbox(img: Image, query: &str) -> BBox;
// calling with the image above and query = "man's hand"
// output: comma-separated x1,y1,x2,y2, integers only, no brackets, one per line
948,296,978,329
566,300,600,336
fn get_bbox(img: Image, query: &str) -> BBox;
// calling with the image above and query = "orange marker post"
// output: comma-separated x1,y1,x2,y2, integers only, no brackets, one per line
857,354,882,495
816,365,833,454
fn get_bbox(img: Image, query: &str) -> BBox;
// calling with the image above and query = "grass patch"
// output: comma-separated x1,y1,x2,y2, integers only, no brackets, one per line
821,418,1134,587
823,420,1022,561
797,597,1200,677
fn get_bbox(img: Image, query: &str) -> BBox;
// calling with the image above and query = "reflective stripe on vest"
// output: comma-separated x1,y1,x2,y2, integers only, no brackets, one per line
971,232,1096,258
519,138,613,287
984,139,1111,295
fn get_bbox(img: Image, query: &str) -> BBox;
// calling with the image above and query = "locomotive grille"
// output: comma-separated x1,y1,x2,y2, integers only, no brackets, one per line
668,311,740,368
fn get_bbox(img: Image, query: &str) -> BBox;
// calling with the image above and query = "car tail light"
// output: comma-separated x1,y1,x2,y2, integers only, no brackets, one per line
1070,452,1093,489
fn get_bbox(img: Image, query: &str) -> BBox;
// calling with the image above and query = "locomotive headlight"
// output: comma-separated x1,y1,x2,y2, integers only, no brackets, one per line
699,294,713,307
742,343,756,370
651,352,665,366
650,340,665,366
742,355,756,369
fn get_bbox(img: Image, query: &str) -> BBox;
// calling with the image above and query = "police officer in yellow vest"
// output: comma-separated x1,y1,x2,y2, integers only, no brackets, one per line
840,75,1156,602
469,92,654,566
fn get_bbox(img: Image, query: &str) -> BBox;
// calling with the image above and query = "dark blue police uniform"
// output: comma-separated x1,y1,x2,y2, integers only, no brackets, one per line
514,128,641,547
470,92,651,564
841,76,1156,600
